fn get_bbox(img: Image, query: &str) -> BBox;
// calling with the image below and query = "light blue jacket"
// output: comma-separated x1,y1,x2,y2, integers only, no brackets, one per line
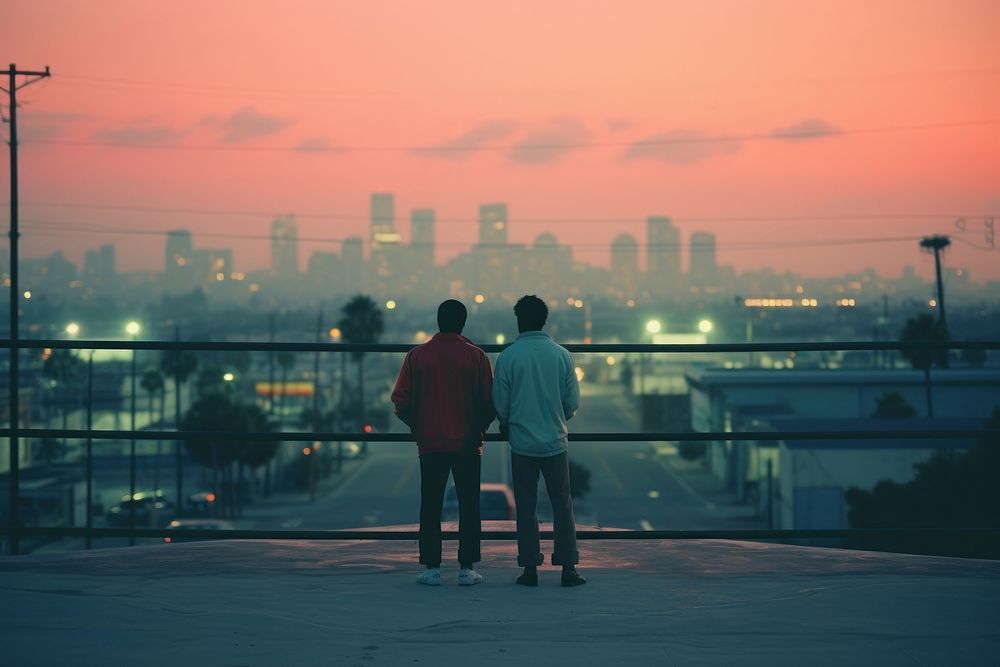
492,330,580,457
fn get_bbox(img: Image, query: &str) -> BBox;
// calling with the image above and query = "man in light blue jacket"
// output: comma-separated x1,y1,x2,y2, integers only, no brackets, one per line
493,295,585,587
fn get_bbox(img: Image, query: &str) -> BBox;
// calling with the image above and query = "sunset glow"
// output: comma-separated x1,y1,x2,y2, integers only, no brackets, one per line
2,0,999,279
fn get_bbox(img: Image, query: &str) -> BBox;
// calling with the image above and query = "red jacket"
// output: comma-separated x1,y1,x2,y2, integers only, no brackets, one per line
391,332,495,456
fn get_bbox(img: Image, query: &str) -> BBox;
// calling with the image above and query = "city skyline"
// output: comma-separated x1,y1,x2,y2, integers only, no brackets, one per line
2,1,998,280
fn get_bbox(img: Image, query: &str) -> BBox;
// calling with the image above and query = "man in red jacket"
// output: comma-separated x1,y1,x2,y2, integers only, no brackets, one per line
391,299,495,586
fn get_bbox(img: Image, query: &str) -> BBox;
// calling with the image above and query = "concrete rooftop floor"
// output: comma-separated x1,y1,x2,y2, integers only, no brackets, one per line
1,523,998,666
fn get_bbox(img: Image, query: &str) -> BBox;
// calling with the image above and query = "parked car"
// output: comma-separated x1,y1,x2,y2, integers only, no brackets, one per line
442,483,516,521
186,491,218,516
106,490,173,527
162,518,235,543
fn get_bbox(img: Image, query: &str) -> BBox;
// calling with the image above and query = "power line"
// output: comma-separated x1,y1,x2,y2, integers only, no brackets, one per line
20,118,1000,154
19,218,925,251
52,66,1000,100
12,200,995,227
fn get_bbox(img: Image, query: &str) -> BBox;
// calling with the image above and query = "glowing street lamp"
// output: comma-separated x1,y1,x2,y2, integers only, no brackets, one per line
223,372,235,382
698,319,714,334
495,333,506,345
385,300,397,310
644,319,662,335
474,293,486,304
124,319,141,545
65,322,80,336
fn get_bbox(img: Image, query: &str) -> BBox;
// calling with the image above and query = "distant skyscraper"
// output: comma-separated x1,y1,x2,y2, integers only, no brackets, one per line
646,216,680,289
83,243,116,287
341,236,364,293
166,229,193,271
611,233,639,295
411,208,435,268
689,231,717,285
165,229,196,294
271,216,299,278
478,203,508,246
370,193,400,245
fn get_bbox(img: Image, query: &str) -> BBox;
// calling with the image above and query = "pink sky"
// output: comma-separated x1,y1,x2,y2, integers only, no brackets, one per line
2,0,999,280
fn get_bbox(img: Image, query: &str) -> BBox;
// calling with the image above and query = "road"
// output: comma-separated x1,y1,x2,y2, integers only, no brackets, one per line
244,384,764,532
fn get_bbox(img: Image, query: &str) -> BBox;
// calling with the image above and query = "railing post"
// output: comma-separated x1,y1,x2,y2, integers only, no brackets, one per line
767,458,774,530
129,339,136,546
85,351,93,550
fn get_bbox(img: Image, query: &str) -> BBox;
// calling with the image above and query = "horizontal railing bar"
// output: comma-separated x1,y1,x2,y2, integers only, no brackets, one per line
2,339,998,353
6,428,995,442
5,527,1000,541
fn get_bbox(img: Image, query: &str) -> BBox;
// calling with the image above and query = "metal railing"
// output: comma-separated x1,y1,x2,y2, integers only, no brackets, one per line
3,337,999,554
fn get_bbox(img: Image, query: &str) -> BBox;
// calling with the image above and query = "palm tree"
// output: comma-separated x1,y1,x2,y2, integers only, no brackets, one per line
141,368,166,489
900,314,950,418
337,295,384,453
42,349,84,445
160,348,198,509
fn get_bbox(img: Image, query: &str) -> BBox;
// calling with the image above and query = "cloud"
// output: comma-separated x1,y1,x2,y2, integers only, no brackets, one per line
92,123,186,145
410,120,521,160
623,129,742,165
19,124,64,141
214,106,293,143
770,118,841,141
25,110,92,123
605,117,633,132
294,136,345,153
505,116,593,165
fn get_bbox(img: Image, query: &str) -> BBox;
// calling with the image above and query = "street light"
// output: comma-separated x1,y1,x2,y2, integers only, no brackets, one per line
385,299,397,310
698,319,713,334
645,319,662,335
65,322,80,336
495,333,506,345
124,320,141,546
223,372,235,382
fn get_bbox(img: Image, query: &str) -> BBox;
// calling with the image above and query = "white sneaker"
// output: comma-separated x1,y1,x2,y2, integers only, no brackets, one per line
417,569,442,586
458,568,484,586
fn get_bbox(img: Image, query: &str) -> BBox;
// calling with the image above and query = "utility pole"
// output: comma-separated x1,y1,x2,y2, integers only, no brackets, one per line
919,235,950,330
3,64,51,556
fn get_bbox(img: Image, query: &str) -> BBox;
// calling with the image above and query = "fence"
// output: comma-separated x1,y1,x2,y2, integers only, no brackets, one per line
3,338,999,555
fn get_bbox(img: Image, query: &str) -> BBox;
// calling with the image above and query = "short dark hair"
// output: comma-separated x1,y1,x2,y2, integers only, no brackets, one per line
514,294,548,331
437,299,467,333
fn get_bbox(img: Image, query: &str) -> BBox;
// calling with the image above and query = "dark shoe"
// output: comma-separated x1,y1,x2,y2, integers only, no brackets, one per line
516,568,538,587
561,568,586,587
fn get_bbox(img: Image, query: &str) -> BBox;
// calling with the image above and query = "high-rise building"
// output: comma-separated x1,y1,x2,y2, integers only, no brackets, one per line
341,236,364,293
370,193,400,245
611,233,640,296
646,216,680,289
165,229,196,294
410,208,435,268
83,243,116,287
271,216,299,278
689,231,717,286
478,203,508,246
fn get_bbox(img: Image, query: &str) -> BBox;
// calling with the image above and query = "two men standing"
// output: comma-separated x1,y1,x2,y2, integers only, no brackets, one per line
391,295,585,588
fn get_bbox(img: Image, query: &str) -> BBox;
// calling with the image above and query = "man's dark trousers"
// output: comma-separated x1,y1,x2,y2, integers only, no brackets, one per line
511,451,579,567
419,451,481,567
